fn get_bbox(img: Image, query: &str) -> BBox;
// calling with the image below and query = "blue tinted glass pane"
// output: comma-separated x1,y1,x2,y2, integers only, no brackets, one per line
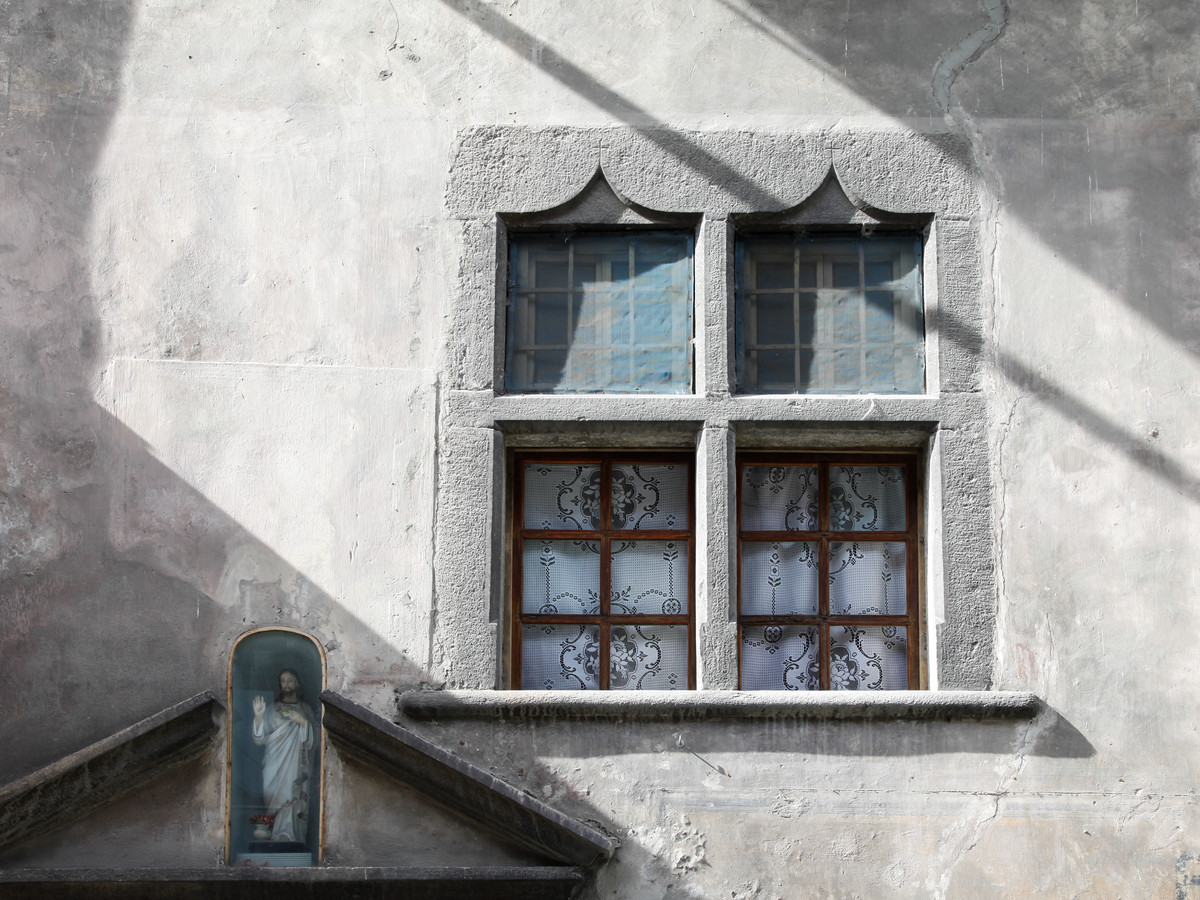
637,235,691,264
755,294,794,344
633,295,678,344
796,294,817,345
736,234,923,394
832,262,859,289
533,350,567,385
831,348,859,386
536,261,568,289
508,232,691,393
533,293,569,344
863,347,896,390
634,256,677,289
864,292,894,344
795,347,816,389
830,295,859,343
571,262,597,289
864,261,892,286
605,292,631,345
633,349,684,387
756,261,793,289
754,350,794,389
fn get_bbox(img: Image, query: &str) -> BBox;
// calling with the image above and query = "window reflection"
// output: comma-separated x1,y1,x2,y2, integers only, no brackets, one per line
736,234,924,394
506,232,694,393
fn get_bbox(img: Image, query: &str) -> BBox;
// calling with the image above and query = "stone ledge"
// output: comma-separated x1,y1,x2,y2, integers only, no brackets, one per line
398,690,1041,722
0,866,585,899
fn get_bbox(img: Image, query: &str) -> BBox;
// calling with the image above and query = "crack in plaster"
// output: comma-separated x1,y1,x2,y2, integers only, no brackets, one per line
1116,789,1164,836
425,375,445,686
992,392,1019,687
931,0,1010,114
1040,611,1056,691
925,708,1048,899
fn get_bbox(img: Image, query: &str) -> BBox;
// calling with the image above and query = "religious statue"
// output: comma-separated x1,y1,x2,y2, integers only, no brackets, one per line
250,668,315,843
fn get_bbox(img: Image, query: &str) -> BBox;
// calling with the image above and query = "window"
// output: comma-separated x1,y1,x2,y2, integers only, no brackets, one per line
505,232,694,393
443,132,994,692
735,233,924,394
512,452,695,689
737,453,921,690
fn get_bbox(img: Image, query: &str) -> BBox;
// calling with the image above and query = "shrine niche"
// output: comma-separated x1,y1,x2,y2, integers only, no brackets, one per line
227,629,324,866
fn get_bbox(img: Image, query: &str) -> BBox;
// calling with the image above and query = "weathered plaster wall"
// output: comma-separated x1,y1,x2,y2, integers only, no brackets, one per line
2,0,1199,895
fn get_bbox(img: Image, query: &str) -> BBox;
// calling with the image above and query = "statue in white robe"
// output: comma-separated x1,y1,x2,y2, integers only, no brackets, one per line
251,669,314,843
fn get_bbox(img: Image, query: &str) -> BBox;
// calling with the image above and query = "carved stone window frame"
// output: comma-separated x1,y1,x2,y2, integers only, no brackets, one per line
437,127,994,692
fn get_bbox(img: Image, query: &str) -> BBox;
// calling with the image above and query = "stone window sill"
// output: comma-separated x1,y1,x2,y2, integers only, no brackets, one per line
398,690,1041,722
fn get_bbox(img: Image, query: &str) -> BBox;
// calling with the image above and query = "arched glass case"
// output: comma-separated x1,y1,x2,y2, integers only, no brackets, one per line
227,629,324,866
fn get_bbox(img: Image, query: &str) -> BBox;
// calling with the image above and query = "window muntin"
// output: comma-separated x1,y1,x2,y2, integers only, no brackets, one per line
735,234,924,394
505,232,694,393
513,453,695,689
738,454,920,690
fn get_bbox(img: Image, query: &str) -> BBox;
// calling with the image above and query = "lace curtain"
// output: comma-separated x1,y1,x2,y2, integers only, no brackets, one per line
739,461,914,690
518,460,692,690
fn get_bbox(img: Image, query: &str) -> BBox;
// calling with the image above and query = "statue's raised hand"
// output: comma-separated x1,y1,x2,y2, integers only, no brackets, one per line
252,695,266,718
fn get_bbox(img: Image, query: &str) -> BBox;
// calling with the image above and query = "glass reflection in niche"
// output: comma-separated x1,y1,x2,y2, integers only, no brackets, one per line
228,629,323,866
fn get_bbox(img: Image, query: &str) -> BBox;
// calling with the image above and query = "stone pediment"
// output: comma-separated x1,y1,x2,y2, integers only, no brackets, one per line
0,691,614,898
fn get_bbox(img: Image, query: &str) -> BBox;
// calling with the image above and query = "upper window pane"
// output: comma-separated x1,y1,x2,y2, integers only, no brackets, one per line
735,234,924,394
506,232,694,393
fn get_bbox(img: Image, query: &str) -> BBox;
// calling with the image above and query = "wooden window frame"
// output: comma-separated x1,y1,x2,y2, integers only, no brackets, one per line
512,450,697,689
736,451,921,690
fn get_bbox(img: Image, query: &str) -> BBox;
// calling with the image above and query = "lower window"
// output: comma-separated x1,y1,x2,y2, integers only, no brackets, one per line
512,452,695,689
738,453,921,690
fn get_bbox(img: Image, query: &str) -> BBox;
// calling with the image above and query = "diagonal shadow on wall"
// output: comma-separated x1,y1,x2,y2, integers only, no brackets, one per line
728,0,1200,358
0,0,431,784
434,0,1200,506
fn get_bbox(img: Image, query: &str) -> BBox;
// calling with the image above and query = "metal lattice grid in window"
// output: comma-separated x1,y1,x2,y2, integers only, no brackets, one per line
735,233,924,394
513,452,695,689
505,232,694,393
737,453,921,690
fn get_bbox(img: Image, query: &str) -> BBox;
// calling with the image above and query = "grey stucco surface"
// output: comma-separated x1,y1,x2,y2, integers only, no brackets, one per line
2,0,1199,896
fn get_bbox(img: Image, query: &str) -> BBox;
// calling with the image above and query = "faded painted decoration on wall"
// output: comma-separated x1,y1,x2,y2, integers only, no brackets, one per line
228,629,324,866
